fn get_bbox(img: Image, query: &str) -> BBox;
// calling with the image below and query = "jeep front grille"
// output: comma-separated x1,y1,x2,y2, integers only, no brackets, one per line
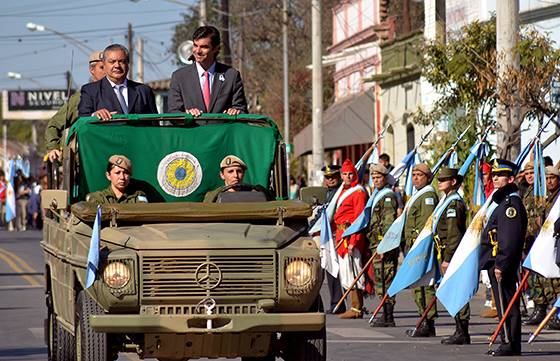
141,304,260,315
141,252,276,301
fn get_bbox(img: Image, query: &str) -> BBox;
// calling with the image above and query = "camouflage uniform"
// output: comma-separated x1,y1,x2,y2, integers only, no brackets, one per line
437,188,470,344
403,186,438,321
87,185,147,204
44,92,81,151
523,184,548,324
367,185,399,304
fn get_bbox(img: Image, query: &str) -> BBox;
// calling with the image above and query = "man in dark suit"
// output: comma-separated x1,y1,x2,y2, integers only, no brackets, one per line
78,44,158,120
168,26,248,116
480,159,527,357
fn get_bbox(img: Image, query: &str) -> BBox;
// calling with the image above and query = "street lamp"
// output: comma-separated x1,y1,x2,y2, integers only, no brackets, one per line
26,22,93,56
7,71,46,87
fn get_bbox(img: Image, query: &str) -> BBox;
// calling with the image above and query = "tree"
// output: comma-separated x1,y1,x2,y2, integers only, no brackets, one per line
416,18,560,161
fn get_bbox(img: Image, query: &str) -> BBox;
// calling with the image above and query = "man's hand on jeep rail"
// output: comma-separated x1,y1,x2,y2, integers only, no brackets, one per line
93,109,117,121
223,108,241,116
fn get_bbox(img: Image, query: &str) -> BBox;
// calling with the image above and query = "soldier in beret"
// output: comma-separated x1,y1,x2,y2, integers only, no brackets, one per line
435,167,470,345
404,163,439,337
481,159,527,357
541,166,560,330
523,161,551,326
367,163,399,327
203,155,248,202
317,164,346,314
87,155,148,204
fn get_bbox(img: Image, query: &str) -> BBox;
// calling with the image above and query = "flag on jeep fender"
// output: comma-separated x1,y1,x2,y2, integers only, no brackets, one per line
85,205,102,288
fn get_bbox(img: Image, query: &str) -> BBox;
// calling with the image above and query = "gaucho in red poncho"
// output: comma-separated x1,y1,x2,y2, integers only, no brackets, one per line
333,159,367,319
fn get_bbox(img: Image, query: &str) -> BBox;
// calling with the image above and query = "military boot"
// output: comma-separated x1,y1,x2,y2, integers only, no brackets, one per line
523,304,547,325
369,303,394,327
385,303,396,327
338,290,363,319
406,318,436,337
546,316,560,330
441,319,470,345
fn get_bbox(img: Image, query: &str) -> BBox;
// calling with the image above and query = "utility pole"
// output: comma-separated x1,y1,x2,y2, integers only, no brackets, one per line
199,0,207,26
137,37,144,82
496,0,520,159
220,0,232,65
283,0,290,173
128,23,134,79
311,0,323,186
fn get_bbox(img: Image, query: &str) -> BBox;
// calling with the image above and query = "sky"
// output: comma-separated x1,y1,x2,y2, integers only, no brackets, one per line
0,0,194,90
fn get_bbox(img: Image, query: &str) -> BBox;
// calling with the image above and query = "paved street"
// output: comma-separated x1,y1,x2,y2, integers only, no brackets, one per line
1,229,559,360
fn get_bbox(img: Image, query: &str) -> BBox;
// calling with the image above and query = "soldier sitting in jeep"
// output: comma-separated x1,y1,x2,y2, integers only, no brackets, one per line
86,154,148,204
204,154,271,203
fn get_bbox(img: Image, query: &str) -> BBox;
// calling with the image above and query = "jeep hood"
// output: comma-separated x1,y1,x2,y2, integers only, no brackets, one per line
100,223,301,250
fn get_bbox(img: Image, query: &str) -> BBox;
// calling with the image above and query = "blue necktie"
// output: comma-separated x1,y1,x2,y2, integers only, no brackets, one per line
115,85,128,114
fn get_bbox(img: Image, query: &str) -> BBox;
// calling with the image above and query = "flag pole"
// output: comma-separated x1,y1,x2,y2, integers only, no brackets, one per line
496,279,510,345
368,294,389,324
410,296,437,336
528,306,558,344
489,270,530,347
332,253,376,313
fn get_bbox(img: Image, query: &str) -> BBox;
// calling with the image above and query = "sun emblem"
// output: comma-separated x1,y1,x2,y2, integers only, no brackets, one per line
157,151,202,197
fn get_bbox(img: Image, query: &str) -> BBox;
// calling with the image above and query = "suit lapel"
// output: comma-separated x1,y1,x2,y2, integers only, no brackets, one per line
209,62,225,112
101,77,124,113
127,79,139,112
188,64,206,111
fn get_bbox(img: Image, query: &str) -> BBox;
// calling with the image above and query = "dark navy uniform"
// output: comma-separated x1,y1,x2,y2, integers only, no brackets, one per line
481,177,527,356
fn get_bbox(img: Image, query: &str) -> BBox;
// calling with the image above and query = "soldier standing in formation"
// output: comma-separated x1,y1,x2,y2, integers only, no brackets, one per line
366,164,399,327
435,167,470,345
321,165,346,314
334,160,367,319
403,163,439,337
480,159,527,357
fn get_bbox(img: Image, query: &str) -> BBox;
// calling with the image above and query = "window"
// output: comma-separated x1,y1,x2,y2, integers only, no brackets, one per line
406,123,415,152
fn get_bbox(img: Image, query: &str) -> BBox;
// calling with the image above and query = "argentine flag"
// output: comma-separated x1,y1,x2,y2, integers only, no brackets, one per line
85,206,102,288
436,194,495,316
523,194,560,278
319,207,339,277
555,298,560,319
387,194,459,296
4,160,16,223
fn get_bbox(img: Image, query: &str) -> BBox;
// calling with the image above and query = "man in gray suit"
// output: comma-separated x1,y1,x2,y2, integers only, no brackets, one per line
168,26,248,116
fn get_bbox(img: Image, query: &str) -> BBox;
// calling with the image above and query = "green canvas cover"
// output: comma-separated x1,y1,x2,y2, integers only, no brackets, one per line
68,114,281,202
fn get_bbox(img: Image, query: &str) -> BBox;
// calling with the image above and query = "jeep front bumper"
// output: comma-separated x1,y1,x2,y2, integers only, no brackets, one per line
89,312,325,333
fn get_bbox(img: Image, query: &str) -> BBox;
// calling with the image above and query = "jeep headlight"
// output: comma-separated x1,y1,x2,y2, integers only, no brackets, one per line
103,261,131,289
285,260,312,287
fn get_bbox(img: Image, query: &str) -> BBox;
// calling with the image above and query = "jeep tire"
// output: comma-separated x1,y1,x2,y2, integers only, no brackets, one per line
46,292,74,361
75,290,112,361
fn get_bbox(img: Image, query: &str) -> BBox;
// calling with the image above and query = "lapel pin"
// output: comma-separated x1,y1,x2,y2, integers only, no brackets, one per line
219,74,225,82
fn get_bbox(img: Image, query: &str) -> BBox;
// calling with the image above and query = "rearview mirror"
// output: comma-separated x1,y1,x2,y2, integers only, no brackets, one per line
41,189,68,210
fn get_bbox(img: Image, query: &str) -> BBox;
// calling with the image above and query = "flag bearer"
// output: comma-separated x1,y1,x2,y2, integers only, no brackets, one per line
367,164,399,327
435,167,470,345
403,163,439,337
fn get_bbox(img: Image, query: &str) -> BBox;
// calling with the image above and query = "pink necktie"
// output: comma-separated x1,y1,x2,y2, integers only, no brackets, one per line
203,71,211,112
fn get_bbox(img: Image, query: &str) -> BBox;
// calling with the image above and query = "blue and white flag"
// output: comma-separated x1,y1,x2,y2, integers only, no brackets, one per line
523,194,560,278
4,160,16,223
533,141,546,202
376,185,436,254
320,207,339,277
447,150,458,168
342,188,394,238
85,205,102,288
387,150,415,186
554,298,560,319
436,194,495,316
404,153,422,197
387,193,461,296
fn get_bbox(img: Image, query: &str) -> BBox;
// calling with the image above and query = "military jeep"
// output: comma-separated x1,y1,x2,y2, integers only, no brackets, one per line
41,114,325,361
